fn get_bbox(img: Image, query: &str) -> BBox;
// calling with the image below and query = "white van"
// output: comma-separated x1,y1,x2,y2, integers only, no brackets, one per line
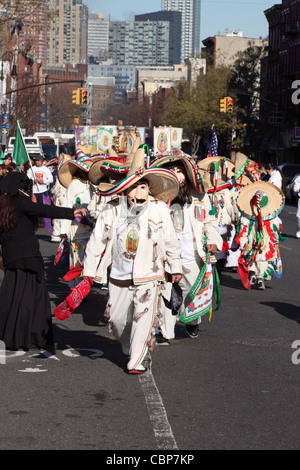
6,136,44,159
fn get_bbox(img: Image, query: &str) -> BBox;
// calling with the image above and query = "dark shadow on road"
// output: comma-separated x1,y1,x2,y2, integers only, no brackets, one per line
261,301,300,323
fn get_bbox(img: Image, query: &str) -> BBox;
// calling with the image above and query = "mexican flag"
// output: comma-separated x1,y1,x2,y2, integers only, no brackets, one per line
13,120,29,167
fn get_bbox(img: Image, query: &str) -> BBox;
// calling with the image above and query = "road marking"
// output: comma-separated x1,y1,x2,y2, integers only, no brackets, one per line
139,371,178,450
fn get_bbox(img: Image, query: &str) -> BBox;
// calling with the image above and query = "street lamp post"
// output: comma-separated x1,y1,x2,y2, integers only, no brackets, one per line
0,51,18,147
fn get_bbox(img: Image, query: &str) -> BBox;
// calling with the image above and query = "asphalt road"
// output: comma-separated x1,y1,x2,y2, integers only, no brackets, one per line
0,202,299,453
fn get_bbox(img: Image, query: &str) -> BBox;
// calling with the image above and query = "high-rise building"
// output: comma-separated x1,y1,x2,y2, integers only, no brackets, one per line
88,64,136,104
48,0,88,66
164,0,201,62
12,0,48,65
88,13,109,61
109,21,171,66
135,10,182,65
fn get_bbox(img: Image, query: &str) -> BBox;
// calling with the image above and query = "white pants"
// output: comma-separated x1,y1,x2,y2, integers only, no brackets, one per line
159,261,204,338
159,281,177,339
108,281,160,371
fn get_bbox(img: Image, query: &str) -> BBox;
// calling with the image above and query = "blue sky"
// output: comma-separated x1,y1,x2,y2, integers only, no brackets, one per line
85,0,271,41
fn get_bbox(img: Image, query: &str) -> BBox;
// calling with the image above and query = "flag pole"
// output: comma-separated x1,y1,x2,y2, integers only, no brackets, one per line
16,120,36,186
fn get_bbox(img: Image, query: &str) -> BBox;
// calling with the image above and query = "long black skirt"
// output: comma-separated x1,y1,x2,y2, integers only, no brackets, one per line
0,263,53,350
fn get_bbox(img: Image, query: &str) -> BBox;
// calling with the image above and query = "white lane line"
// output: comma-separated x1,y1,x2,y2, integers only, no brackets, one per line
139,371,178,450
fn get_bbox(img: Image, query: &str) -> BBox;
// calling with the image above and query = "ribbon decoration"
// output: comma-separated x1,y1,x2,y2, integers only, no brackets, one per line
139,144,150,168
214,162,219,192
223,157,228,178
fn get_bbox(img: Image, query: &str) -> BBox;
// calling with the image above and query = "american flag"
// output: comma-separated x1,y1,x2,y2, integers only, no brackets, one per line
207,125,218,157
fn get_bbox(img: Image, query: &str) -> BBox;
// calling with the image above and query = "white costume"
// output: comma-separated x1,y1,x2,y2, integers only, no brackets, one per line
293,175,300,237
82,196,182,372
60,179,93,285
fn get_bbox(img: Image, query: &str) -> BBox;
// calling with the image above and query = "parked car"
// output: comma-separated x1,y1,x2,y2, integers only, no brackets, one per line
278,163,300,185
285,173,300,204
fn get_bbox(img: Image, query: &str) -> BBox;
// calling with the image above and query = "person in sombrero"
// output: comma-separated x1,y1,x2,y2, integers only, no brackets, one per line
197,156,239,279
87,137,141,221
50,153,72,242
82,147,182,374
235,181,285,290
225,152,261,273
59,150,94,287
150,150,223,340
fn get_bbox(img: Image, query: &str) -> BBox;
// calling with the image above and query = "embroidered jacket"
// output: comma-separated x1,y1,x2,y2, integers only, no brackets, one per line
82,196,182,285
169,192,223,260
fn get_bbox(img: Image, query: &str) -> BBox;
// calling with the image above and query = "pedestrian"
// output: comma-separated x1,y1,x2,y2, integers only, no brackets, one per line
151,151,223,340
259,163,269,181
27,154,53,204
0,164,4,181
3,155,13,168
235,181,285,290
82,148,182,374
266,163,285,192
0,171,87,351
293,174,300,238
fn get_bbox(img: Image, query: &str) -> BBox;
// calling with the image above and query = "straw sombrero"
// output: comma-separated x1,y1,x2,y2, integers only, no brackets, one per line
237,181,285,221
234,152,261,186
197,157,235,193
150,150,204,193
58,155,93,189
98,147,179,204
88,145,139,186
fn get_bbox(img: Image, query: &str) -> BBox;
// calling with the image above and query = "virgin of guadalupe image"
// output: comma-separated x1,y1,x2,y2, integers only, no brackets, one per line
126,229,139,255
158,132,167,153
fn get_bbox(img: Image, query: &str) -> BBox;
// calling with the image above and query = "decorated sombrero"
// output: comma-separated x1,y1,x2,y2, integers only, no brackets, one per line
88,137,143,186
58,155,93,189
46,157,59,167
237,181,285,221
197,157,235,193
98,147,179,204
150,150,204,193
234,152,261,186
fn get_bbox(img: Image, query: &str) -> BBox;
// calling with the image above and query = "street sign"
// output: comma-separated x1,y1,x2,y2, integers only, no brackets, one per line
5,123,10,129
3,114,9,123
2,123,5,128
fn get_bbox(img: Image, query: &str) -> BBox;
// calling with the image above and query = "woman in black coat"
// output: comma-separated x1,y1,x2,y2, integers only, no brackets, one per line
0,172,87,351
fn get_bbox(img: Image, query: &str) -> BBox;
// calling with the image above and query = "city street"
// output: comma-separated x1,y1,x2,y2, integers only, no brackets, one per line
0,202,299,452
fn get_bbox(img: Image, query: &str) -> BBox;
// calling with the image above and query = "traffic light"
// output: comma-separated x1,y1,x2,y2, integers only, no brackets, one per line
81,88,87,105
72,88,80,105
226,97,233,113
220,98,227,113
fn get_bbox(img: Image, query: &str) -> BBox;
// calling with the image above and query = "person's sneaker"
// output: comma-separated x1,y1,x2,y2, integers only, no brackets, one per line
249,272,257,286
186,324,199,339
155,332,170,346
257,278,265,290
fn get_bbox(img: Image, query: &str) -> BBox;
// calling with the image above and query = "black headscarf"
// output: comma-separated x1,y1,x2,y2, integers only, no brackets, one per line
0,171,31,196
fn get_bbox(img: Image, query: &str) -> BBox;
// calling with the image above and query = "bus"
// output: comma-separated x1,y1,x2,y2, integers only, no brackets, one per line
33,132,75,161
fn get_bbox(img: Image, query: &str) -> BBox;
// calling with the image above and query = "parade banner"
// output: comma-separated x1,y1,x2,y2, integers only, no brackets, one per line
75,126,99,155
171,128,183,150
153,127,172,155
97,127,114,152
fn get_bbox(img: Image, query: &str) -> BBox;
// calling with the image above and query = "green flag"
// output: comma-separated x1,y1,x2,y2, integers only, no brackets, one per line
0,150,4,164
13,120,29,167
